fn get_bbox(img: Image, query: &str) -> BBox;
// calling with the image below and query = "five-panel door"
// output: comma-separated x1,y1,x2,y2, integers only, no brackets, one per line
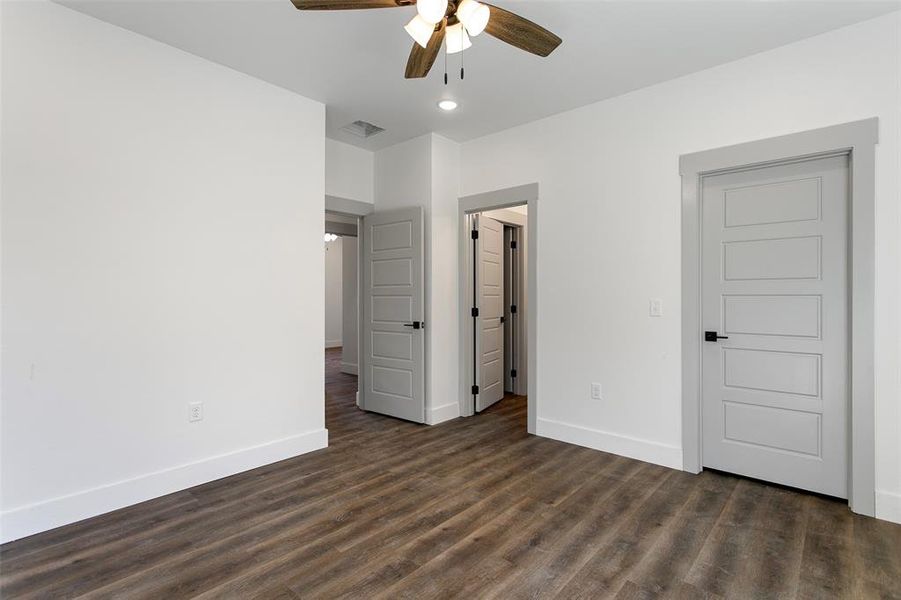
701,154,849,498
361,207,425,423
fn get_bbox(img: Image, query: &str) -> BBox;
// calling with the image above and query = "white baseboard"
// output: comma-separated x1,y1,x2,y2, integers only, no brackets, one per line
876,489,901,524
325,340,342,349
536,418,682,470
427,402,460,425
0,428,328,543
340,362,358,375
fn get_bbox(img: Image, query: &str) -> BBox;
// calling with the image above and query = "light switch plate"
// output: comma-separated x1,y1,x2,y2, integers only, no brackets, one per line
649,298,663,317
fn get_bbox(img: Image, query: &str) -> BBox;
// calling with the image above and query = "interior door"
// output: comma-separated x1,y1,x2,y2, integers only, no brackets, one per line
504,226,515,393
476,214,504,411
701,154,848,498
361,207,425,423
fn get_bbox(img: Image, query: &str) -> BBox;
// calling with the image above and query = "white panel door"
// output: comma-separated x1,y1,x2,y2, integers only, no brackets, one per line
361,207,425,423
701,154,848,497
476,215,504,411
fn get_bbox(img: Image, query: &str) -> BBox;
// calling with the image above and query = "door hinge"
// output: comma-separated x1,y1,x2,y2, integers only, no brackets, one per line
471,307,479,318
510,240,517,249
471,230,479,240
471,385,479,395
511,369,517,378
510,304,517,314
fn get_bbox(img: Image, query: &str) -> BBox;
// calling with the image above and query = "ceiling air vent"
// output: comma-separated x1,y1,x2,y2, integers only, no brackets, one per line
341,120,385,139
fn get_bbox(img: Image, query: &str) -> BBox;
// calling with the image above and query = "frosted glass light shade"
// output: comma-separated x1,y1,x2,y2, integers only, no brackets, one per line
416,0,447,25
457,0,489,36
445,23,471,54
405,15,435,48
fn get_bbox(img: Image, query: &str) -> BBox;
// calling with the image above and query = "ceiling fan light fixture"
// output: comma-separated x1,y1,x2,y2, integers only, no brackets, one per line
445,22,471,54
456,0,489,36
404,15,435,48
437,99,458,111
292,0,562,81
416,0,447,25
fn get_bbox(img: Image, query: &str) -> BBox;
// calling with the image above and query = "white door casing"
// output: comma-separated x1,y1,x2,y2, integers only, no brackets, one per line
476,214,505,411
361,207,425,423
458,183,540,433
701,154,848,498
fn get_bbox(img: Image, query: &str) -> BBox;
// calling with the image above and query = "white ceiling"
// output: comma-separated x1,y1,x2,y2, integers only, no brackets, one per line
61,0,900,150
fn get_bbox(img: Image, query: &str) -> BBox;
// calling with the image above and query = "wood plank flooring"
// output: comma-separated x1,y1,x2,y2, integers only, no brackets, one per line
2,347,899,598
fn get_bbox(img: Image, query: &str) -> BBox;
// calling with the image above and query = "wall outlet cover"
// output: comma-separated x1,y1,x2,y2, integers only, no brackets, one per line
189,402,203,422
591,383,602,400
649,298,664,317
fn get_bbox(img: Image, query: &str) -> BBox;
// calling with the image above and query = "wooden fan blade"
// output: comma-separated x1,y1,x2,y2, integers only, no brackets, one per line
291,0,409,10
405,20,446,79
483,3,561,57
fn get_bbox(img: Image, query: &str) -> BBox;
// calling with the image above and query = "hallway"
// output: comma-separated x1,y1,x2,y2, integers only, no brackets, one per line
1,349,899,598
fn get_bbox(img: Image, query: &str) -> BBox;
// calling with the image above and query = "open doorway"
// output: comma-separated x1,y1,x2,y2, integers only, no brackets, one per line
323,208,366,431
324,211,360,378
458,186,536,431
469,207,528,413
325,200,427,425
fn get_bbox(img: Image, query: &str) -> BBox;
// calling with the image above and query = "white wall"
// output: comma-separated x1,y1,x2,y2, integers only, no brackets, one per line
428,135,462,423
460,13,901,523
0,1,327,542
324,237,343,348
373,134,461,424
326,138,374,204
374,134,433,212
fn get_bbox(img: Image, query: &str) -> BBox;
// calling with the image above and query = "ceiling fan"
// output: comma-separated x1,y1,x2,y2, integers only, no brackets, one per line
290,0,562,79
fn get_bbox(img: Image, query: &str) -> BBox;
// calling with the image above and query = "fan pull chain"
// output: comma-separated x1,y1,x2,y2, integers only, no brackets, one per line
460,49,464,80
444,45,448,85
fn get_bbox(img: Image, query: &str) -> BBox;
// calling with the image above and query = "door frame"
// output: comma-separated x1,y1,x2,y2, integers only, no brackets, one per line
680,118,878,516
325,195,373,408
458,184,539,433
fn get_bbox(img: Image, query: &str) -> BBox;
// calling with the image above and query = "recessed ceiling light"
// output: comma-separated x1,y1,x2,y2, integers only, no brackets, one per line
438,100,458,111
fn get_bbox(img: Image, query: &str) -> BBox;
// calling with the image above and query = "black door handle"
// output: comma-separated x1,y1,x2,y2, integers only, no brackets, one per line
403,321,422,330
705,331,729,342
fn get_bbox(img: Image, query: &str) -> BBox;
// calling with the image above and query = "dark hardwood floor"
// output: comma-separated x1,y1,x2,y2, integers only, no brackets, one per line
2,347,899,598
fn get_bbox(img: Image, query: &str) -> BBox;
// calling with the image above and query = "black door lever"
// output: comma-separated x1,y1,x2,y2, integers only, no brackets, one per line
403,321,422,330
704,331,729,342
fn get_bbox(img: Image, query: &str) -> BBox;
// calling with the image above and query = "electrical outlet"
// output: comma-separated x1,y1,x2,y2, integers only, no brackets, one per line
649,298,663,317
189,402,203,422
591,383,602,400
